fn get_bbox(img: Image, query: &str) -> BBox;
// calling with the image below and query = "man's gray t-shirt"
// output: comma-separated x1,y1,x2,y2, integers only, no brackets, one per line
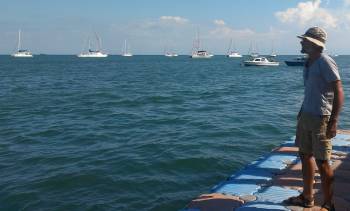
301,54,340,116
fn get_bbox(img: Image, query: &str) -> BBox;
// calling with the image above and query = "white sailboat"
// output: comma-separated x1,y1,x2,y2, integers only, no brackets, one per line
226,38,242,58
270,41,277,57
12,30,33,58
191,29,213,58
121,40,133,57
165,52,178,57
77,32,108,58
248,41,259,58
164,46,178,57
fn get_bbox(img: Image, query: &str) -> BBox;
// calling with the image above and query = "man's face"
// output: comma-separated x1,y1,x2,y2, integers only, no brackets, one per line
300,38,317,54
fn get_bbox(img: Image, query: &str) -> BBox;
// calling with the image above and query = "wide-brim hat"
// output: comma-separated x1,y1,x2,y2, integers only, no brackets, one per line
297,26,327,48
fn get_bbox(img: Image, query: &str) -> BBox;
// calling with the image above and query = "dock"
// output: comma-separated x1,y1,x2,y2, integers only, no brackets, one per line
181,130,350,211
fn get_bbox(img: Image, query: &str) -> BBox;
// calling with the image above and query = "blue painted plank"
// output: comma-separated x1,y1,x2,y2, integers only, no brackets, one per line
212,181,261,197
254,186,300,203
236,202,290,210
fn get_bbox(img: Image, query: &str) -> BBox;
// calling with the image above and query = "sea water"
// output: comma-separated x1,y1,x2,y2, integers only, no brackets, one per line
1,55,349,210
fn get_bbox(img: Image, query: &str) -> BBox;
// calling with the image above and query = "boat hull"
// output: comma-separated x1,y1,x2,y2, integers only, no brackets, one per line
285,61,305,66
11,54,33,58
121,54,133,57
244,61,280,66
191,54,213,59
165,54,178,57
77,54,108,58
227,55,242,58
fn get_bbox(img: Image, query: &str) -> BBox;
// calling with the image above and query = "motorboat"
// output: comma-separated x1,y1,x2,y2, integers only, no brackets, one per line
284,56,307,66
243,57,279,66
12,30,33,58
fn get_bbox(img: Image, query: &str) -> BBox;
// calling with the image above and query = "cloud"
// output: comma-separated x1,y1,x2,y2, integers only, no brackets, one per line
213,19,226,26
159,16,189,24
344,0,350,6
275,0,338,28
209,20,255,38
130,16,190,33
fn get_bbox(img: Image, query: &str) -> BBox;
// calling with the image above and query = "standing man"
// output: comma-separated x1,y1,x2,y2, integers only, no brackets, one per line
284,27,344,211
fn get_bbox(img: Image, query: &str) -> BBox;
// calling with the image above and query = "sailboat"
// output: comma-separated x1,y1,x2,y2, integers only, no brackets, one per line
248,41,259,58
226,38,242,58
191,29,213,58
165,52,178,57
12,30,33,58
77,32,108,58
270,41,277,57
121,40,133,57
164,46,178,57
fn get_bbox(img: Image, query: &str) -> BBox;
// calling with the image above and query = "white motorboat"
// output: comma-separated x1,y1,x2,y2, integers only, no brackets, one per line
190,29,213,58
78,33,108,58
226,39,242,58
121,40,133,57
243,57,279,66
12,30,33,58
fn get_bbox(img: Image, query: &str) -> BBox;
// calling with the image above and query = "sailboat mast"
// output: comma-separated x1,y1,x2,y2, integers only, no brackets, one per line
17,29,21,51
88,38,91,51
227,38,233,54
196,29,200,50
94,32,102,51
192,29,200,52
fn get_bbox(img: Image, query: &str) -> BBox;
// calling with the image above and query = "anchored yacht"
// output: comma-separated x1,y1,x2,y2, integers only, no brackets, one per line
191,50,213,58
165,52,178,57
78,33,108,58
121,40,133,57
243,57,279,66
227,52,242,58
226,39,242,58
12,30,33,58
190,30,213,58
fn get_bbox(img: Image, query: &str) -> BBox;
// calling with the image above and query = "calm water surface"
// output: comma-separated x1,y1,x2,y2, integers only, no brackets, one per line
1,55,349,210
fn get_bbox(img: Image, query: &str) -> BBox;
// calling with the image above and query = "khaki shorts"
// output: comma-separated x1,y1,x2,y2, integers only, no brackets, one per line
296,113,332,160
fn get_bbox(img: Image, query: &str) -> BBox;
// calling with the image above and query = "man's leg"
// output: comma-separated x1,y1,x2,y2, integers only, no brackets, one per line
300,153,316,200
316,159,334,206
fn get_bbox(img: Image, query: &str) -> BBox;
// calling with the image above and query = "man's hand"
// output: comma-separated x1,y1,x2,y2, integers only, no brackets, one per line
326,120,337,139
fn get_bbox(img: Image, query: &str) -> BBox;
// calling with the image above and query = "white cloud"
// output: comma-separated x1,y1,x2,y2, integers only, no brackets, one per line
213,19,226,26
209,22,255,39
344,0,350,6
159,16,189,24
275,0,338,28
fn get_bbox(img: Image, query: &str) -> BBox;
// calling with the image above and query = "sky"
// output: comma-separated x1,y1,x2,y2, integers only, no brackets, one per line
1,0,350,55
